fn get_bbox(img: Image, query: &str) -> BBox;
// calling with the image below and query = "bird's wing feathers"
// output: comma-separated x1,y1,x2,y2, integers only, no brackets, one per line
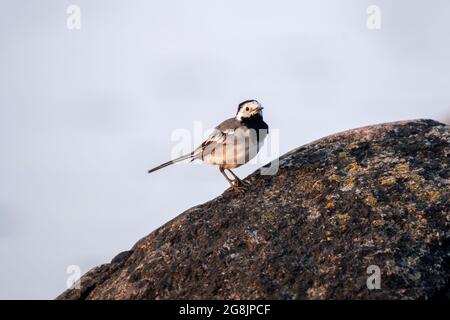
215,118,242,132
193,118,241,159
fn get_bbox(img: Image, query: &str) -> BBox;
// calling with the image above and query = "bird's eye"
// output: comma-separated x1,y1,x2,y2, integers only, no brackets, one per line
245,107,249,111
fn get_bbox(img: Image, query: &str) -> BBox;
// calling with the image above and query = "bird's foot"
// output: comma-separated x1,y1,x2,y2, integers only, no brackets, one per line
229,179,248,193
234,178,251,186
228,185,245,193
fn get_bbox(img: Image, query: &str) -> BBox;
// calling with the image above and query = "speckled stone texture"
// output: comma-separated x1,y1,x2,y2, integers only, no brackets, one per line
58,119,449,300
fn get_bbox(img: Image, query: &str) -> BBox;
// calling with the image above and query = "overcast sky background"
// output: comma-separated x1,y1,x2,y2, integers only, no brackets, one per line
0,0,449,299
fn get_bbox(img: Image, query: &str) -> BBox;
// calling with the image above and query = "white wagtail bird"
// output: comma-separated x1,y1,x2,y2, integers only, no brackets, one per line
148,100,269,191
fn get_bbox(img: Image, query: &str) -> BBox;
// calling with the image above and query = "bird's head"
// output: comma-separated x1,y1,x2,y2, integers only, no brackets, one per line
236,100,264,121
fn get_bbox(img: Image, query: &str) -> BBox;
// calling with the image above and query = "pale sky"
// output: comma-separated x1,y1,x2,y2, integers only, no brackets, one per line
0,0,449,299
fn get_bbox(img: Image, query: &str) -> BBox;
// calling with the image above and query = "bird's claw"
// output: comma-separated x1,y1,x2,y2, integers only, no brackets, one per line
229,179,249,193
230,185,245,193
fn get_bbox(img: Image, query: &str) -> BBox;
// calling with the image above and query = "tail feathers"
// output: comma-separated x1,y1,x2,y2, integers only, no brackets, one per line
148,153,193,174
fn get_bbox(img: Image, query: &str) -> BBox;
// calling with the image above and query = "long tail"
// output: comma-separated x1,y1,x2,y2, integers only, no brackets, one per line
147,153,193,174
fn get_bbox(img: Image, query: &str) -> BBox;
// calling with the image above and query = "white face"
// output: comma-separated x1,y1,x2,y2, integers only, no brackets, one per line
236,100,263,121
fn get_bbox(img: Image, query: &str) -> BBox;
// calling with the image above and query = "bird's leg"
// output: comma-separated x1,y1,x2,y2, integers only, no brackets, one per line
219,167,235,186
226,169,249,186
219,167,244,192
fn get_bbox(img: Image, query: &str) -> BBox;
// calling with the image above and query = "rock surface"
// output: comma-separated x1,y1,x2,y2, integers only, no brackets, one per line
58,119,449,300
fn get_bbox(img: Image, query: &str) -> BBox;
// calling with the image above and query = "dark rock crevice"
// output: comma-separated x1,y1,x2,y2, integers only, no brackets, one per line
57,119,449,300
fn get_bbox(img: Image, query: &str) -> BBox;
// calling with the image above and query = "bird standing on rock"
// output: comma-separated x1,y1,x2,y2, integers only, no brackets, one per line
148,100,269,191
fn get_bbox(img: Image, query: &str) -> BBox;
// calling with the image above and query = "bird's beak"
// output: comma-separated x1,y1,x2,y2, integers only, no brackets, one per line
256,107,264,112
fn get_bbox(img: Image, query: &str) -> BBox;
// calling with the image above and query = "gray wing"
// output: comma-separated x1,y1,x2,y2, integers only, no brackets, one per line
192,118,241,160
215,118,242,132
